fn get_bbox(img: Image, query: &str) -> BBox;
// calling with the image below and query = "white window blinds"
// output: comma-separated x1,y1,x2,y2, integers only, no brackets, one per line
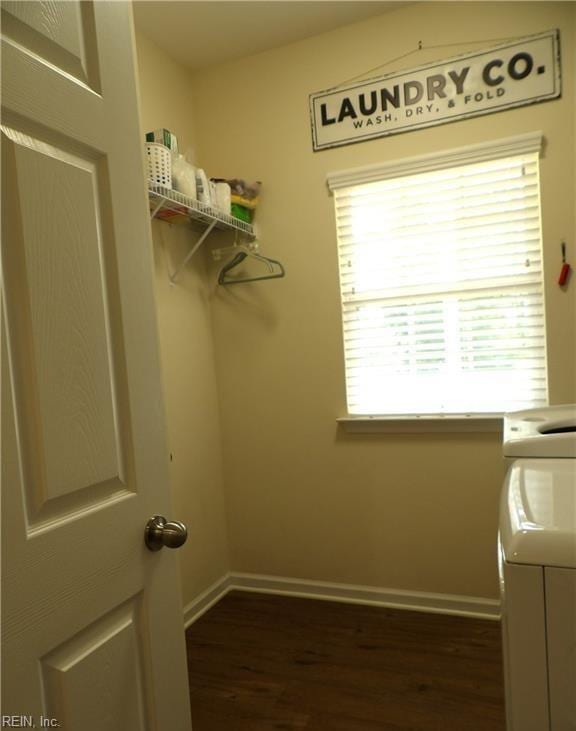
331,140,548,416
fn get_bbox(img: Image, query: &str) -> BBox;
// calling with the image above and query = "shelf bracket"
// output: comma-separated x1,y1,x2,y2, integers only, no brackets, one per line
169,218,218,284
150,196,166,219
148,186,255,283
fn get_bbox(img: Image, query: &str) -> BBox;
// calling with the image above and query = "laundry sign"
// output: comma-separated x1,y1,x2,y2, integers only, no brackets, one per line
309,30,560,151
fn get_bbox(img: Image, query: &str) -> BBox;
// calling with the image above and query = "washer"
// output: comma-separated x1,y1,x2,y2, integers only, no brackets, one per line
499,404,576,731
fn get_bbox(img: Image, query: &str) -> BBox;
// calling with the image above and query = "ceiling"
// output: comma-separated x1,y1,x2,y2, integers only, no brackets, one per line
133,1,405,71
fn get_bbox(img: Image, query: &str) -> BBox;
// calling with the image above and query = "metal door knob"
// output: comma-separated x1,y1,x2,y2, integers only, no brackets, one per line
145,515,188,551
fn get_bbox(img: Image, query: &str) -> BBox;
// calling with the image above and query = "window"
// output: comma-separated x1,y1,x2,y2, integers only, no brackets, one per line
329,134,548,417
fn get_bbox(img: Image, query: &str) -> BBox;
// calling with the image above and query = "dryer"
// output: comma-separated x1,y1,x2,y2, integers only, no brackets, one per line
499,404,576,731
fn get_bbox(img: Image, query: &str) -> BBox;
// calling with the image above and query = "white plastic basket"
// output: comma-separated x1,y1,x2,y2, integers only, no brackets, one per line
146,142,172,188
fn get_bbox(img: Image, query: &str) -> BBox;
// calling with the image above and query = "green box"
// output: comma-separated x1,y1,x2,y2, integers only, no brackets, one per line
231,203,252,223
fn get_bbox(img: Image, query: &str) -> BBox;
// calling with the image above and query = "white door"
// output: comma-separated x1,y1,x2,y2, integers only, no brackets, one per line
1,2,192,728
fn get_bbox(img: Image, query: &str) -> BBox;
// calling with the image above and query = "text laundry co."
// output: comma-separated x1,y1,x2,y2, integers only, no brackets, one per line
309,31,560,150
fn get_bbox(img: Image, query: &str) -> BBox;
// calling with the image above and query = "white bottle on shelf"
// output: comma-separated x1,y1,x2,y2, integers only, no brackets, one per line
171,154,197,200
195,168,211,205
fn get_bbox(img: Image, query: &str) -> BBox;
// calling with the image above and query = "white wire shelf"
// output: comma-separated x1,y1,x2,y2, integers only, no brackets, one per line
148,183,255,283
148,184,255,237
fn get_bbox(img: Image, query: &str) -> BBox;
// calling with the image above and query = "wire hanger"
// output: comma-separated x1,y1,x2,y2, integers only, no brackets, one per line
218,245,285,285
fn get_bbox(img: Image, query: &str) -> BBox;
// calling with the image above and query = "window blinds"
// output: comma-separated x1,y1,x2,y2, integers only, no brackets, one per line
332,151,548,416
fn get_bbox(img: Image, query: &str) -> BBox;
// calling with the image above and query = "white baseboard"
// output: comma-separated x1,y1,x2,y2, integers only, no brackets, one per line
229,573,501,620
183,571,500,627
183,573,232,628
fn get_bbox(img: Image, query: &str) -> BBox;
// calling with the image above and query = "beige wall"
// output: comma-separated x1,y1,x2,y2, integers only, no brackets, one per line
190,2,576,599
134,32,230,606
574,6,576,240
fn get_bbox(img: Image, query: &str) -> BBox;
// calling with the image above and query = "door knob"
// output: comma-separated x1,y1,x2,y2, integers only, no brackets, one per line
145,515,188,551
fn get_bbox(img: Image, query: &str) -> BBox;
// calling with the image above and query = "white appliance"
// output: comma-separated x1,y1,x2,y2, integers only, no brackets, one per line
499,404,576,731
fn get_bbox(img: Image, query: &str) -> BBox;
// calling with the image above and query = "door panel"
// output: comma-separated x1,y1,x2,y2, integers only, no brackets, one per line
1,0,100,88
41,597,151,731
1,2,192,728
3,128,123,503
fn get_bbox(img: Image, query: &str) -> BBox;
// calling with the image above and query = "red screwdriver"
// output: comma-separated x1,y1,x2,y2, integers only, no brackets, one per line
558,242,571,287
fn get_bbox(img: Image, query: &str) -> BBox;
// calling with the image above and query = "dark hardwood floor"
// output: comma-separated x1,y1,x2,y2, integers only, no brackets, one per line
185,591,506,730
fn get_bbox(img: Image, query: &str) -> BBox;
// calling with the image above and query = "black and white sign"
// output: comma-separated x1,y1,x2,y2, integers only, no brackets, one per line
310,30,560,151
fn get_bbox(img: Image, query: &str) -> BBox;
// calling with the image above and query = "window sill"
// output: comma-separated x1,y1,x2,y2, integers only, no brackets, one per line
337,415,503,434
